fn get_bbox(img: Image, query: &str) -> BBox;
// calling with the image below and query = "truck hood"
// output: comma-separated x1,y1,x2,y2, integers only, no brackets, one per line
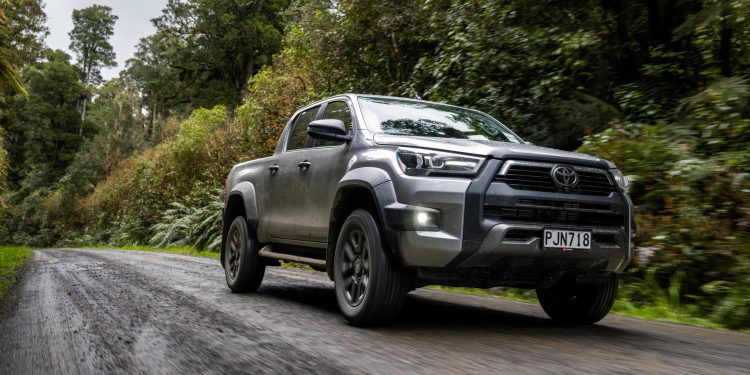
372,134,613,168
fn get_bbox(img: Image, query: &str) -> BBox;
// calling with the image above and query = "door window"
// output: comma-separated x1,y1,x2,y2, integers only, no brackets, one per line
315,101,353,148
286,106,320,151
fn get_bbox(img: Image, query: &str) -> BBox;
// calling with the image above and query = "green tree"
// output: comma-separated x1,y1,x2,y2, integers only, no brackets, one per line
60,77,148,196
1,0,47,203
0,0,47,120
122,34,182,139
68,4,118,129
0,7,26,99
6,50,85,197
126,0,289,114
286,0,435,96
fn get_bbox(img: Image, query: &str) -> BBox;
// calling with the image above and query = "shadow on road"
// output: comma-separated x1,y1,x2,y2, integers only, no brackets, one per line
256,282,639,340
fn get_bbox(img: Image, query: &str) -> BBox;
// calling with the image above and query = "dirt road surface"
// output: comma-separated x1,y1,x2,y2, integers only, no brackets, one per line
1,249,748,374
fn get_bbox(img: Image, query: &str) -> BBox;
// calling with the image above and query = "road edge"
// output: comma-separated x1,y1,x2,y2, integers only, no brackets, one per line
0,247,33,319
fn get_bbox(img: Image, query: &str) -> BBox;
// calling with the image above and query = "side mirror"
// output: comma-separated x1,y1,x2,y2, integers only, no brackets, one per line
307,119,353,143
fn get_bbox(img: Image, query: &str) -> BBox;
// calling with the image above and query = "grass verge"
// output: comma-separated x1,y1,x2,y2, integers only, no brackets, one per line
79,245,220,259
429,285,723,329
0,246,33,307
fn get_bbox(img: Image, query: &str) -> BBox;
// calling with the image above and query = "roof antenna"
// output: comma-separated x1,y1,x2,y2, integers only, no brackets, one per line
409,84,422,100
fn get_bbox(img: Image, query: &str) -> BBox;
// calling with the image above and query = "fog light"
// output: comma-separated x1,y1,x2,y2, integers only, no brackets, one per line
413,209,439,231
383,204,441,231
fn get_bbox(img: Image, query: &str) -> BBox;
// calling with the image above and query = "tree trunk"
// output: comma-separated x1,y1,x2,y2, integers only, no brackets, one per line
147,100,157,141
240,55,255,99
606,0,638,82
78,96,87,136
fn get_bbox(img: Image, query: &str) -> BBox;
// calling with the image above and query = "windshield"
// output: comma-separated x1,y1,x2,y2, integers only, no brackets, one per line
357,97,522,143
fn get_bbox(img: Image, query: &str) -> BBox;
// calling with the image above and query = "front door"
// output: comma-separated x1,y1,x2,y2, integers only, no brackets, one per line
291,100,355,243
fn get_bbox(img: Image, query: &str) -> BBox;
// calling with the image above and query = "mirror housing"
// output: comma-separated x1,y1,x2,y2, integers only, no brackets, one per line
307,119,352,143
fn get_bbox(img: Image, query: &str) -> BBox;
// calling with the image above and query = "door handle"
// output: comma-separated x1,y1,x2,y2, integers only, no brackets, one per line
268,165,279,174
298,161,311,170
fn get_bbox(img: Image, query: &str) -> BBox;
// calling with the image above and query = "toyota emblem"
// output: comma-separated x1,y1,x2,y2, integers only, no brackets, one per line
551,165,578,190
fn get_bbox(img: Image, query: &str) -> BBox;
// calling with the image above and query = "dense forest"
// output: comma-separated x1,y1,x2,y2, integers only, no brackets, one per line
1,0,749,328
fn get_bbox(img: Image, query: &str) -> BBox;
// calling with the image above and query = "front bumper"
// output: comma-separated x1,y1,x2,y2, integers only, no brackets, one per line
390,159,634,274
459,223,630,273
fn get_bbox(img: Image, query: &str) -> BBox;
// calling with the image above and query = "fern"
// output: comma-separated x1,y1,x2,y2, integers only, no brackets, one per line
150,189,223,251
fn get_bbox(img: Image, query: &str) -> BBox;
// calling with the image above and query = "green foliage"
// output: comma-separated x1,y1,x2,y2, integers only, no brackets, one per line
236,59,323,156
0,0,46,99
14,104,245,248
0,126,7,199
61,78,148,196
286,0,435,95
7,51,85,197
174,106,227,154
125,0,289,114
0,0,48,214
0,0,47,67
0,55,26,99
0,0,47,147
580,75,750,329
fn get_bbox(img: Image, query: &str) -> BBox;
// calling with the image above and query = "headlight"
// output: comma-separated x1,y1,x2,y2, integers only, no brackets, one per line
610,168,630,193
396,148,484,176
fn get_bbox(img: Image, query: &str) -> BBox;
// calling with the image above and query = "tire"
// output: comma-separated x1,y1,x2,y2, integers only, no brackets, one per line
536,274,619,324
334,209,410,326
224,216,265,293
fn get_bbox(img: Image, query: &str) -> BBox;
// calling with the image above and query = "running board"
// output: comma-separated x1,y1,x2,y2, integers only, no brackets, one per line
257,246,327,268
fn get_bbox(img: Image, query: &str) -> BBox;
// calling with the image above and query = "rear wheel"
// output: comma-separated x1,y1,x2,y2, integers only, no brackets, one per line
334,209,410,326
224,216,265,293
536,274,619,324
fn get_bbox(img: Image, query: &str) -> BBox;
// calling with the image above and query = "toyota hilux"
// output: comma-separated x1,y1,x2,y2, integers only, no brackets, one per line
222,94,634,326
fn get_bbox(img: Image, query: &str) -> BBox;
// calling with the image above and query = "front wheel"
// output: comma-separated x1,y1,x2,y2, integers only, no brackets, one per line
224,216,265,293
334,209,410,326
536,274,619,324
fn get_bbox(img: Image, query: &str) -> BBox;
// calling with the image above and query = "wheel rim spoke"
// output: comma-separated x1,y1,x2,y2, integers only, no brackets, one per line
340,227,371,306
356,233,364,255
357,280,365,299
362,243,369,271
227,226,241,279
349,279,358,300
344,242,355,262
342,261,353,277
348,231,358,253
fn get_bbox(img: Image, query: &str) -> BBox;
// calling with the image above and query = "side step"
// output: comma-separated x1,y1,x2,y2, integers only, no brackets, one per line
258,246,326,268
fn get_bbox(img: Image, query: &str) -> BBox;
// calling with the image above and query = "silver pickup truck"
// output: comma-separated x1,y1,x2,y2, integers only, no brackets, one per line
222,94,634,326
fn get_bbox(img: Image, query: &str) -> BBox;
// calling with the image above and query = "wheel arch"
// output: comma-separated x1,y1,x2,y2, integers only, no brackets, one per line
326,168,402,280
221,181,259,266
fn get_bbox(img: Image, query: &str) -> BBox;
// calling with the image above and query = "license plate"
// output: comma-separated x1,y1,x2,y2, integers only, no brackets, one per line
543,229,591,250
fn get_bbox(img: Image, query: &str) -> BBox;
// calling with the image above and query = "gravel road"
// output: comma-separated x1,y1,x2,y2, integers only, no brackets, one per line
1,249,748,374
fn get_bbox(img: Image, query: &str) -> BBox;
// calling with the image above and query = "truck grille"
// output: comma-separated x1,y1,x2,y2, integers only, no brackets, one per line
496,161,617,196
484,202,625,227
